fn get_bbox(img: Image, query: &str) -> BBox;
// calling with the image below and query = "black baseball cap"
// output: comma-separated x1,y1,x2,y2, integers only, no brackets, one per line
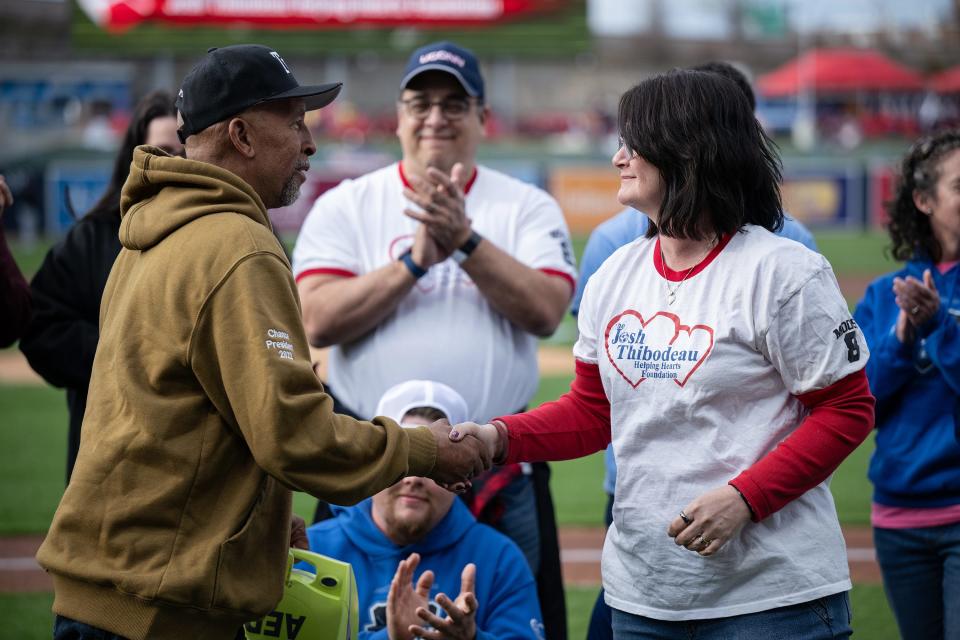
399,41,484,101
176,44,342,143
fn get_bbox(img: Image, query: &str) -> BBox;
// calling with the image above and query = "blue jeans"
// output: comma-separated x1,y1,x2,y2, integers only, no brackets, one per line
53,616,246,640
610,592,852,640
586,493,616,640
874,522,960,640
53,617,128,640
495,472,541,574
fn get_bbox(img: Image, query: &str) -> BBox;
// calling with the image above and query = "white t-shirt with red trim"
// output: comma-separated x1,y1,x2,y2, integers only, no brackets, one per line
574,225,868,620
293,162,577,421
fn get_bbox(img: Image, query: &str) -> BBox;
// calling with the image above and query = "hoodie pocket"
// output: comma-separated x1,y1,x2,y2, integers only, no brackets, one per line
212,475,289,615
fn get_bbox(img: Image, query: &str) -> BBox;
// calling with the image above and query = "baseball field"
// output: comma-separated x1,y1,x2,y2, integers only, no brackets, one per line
0,229,901,638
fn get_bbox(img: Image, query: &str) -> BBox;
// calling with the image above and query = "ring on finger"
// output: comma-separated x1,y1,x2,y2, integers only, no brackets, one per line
679,510,692,525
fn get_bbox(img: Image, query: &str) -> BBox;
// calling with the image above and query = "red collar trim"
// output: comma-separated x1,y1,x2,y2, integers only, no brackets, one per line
653,233,733,282
398,162,478,195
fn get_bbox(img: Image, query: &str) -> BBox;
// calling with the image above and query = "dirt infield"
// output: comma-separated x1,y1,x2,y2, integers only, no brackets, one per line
0,526,881,594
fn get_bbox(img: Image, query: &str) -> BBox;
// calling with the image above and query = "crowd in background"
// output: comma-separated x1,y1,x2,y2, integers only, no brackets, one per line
0,38,958,640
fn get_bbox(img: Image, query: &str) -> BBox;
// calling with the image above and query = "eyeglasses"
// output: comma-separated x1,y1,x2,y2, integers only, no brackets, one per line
399,97,476,120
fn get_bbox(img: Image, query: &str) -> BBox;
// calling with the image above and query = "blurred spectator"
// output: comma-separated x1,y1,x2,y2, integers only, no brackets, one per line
293,41,575,640
305,380,544,640
0,174,30,348
19,90,181,482
853,130,960,640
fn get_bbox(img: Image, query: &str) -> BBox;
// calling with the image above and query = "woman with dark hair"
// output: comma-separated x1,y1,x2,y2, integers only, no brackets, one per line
853,130,960,640
20,90,182,482
450,70,874,638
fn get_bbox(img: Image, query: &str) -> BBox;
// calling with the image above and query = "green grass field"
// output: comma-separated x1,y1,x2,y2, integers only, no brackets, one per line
0,228,900,636
0,585,898,640
0,378,877,534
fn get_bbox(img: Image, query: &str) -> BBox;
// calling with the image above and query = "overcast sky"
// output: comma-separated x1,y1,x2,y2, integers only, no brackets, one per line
787,0,953,34
589,0,954,38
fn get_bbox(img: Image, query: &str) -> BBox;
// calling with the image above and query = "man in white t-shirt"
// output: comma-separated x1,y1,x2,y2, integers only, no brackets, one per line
292,40,576,640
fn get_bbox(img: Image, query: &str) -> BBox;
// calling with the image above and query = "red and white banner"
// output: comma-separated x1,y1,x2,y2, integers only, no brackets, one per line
78,0,566,31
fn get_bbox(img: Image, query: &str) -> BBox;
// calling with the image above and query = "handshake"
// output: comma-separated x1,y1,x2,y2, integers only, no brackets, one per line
423,420,507,490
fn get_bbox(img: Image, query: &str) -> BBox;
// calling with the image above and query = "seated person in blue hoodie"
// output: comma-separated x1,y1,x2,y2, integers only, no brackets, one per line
305,380,544,640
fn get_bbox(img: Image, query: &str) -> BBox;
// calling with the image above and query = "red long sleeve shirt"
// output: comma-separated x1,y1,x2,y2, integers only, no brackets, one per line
498,360,874,521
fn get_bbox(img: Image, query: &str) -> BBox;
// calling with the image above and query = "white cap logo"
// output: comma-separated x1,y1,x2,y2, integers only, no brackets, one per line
419,50,466,68
270,51,291,74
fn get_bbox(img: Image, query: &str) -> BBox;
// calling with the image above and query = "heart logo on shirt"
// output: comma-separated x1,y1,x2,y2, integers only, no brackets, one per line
604,310,714,388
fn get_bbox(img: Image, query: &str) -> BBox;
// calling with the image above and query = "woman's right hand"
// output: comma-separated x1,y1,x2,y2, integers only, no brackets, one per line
448,422,503,463
893,270,940,342
895,308,914,344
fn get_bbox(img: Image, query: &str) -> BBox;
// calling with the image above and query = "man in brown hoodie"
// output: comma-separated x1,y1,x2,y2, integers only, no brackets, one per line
37,44,490,640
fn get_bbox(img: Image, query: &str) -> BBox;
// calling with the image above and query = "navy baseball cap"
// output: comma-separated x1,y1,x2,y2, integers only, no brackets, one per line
176,44,342,142
399,41,484,101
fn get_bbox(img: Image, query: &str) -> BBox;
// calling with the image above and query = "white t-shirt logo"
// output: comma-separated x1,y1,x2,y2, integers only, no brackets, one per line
270,51,291,74
604,310,714,387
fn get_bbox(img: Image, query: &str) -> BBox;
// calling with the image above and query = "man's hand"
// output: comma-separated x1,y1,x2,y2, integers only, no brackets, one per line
667,485,752,557
410,221,449,271
403,163,473,253
387,553,433,640
410,563,479,640
0,175,13,220
426,420,491,488
289,515,308,550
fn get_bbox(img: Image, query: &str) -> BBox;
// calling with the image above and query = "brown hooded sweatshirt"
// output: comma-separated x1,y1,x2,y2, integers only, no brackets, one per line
36,146,437,639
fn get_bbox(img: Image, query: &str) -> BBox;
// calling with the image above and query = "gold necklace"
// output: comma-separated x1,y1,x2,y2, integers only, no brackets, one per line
660,241,714,306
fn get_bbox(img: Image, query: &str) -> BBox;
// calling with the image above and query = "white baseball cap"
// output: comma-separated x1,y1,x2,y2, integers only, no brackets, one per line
375,380,470,427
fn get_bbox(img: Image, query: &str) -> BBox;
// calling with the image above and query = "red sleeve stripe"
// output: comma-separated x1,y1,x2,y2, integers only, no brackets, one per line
294,267,357,284
729,368,875,521
540,268,576,295
497,359,611,463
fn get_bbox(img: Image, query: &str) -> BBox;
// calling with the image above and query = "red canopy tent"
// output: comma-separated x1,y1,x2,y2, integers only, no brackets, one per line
931,66,960,94
757,48,924,97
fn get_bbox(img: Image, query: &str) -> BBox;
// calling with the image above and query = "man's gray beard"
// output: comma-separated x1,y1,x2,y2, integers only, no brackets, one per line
277,174,301,208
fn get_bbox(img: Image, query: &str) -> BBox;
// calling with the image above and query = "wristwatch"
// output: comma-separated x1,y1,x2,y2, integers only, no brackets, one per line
399,249,428,280
452,230,483,265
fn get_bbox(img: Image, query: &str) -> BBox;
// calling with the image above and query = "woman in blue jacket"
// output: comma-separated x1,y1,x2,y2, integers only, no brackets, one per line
853,130,960,640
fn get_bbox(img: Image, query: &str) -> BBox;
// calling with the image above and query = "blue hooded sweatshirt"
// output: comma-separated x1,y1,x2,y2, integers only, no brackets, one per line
304,498,543,640
854,258,960,508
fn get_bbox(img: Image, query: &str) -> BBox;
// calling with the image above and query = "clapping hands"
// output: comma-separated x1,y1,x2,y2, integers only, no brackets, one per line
893,269,940,343
403,163,473,256
387,553,478,640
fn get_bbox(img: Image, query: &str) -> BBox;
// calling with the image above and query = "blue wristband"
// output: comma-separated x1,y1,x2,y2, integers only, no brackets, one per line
400,250,428,280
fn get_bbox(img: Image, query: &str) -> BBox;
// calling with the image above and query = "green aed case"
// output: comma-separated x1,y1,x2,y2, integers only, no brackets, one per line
245,548,359,640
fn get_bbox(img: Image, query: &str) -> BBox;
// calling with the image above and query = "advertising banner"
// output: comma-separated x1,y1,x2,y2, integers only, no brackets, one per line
44,161,111,236
780,165,865,228
78,0,567,31
548,165,622,235
867,161,897,228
